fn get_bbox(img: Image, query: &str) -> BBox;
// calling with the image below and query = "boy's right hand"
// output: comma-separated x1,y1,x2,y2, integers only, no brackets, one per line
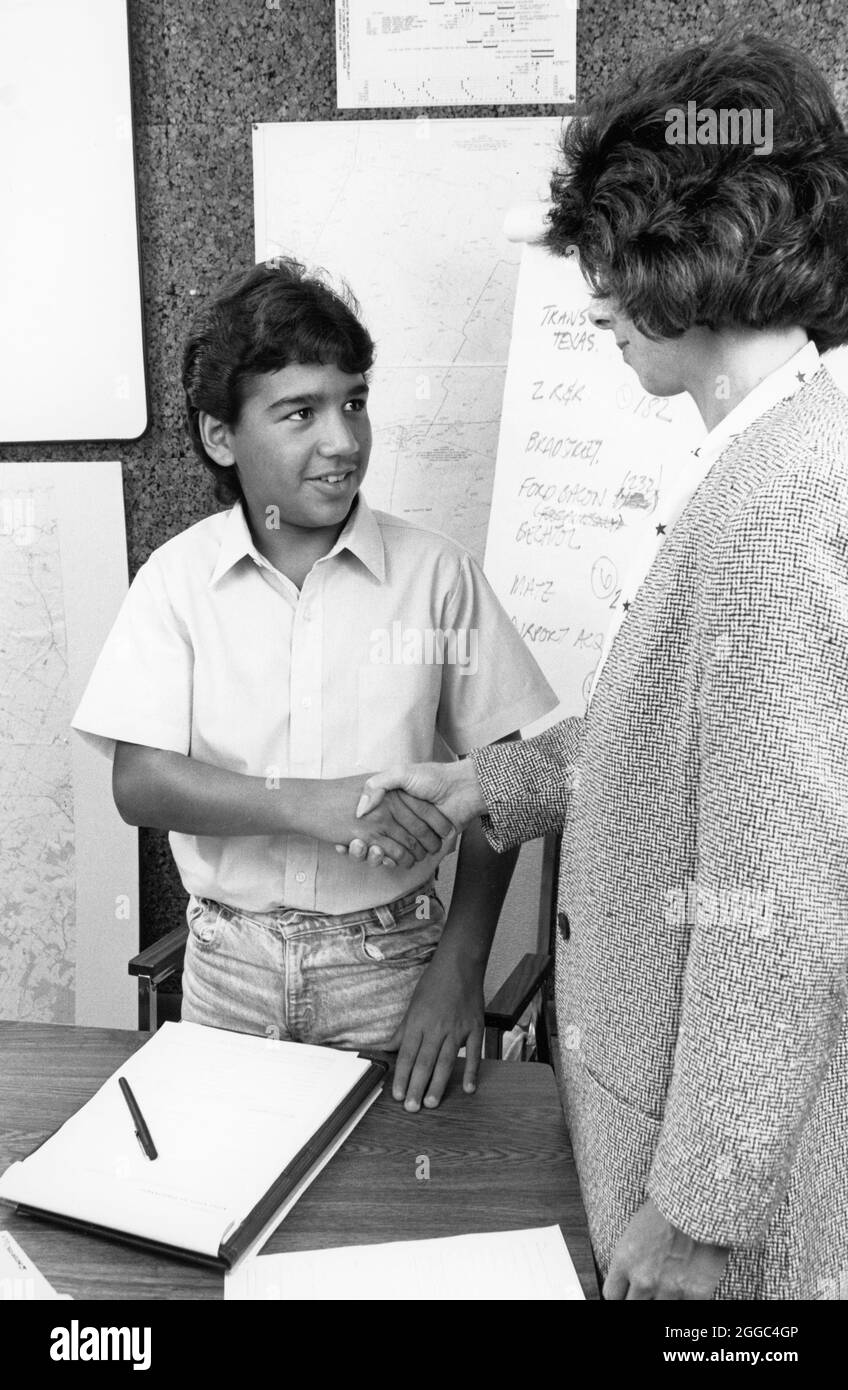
320,778,455,870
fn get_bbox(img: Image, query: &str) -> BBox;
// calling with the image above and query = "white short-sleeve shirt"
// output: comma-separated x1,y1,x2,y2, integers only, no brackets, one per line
72,495,557,912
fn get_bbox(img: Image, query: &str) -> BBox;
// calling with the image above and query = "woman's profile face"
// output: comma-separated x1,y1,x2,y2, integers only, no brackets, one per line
588,297,689,399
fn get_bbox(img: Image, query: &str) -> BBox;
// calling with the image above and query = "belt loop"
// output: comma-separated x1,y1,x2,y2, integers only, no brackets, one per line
373,903,396,931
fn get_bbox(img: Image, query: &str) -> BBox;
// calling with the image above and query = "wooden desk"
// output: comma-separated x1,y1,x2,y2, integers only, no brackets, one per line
0,1022,599,1300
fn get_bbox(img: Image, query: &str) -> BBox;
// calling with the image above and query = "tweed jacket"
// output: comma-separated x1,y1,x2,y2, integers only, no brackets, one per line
475,365,848,1300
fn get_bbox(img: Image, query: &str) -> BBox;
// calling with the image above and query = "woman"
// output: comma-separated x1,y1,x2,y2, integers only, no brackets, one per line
351,34,848,1299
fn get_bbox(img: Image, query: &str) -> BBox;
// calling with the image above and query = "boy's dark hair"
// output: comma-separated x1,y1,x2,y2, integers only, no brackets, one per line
182,258,375,505
546,33,848,351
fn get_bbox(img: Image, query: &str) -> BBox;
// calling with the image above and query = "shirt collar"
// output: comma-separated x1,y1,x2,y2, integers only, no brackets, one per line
209,492,386,587
691,339,821,469
324,493,386,581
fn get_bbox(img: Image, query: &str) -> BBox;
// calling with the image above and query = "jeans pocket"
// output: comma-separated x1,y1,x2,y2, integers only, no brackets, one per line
359,899,444,967
186,896,224,950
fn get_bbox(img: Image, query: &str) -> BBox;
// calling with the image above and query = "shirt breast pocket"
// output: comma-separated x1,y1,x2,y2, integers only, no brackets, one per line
356,664,441,767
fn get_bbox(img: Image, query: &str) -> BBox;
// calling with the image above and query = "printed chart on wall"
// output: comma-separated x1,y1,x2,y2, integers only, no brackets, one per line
484,245,848,725
334,0,577,108
253,117,562,560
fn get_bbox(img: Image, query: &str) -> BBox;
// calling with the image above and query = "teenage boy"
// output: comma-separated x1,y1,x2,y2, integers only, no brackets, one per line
73,259,556,1110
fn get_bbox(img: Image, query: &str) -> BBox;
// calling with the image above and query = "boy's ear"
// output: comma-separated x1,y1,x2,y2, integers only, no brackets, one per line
199,411,237,468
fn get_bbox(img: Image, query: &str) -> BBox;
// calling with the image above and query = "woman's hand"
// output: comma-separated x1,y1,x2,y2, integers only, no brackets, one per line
603,1198,731,1300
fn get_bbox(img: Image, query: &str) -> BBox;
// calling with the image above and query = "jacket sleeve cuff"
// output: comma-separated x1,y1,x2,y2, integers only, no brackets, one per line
647,1117,789,1248
473,717,583,852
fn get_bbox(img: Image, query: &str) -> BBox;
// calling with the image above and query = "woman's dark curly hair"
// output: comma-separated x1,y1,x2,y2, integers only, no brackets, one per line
546,33,848,350
182,258,375,505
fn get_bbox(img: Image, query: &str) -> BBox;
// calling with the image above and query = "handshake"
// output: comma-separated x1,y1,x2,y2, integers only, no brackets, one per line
331,758,486,868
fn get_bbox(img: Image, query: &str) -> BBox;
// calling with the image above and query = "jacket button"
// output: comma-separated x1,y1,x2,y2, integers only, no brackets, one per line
557,911,570,941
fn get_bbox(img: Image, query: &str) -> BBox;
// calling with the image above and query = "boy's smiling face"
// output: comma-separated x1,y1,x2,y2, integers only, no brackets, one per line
205,361,372,539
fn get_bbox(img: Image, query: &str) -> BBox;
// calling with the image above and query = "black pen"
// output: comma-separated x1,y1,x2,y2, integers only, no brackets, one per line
118,1077,158,1160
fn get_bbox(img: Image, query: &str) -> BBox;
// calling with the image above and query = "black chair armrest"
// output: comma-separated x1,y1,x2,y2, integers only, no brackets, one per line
484,951,552,1031
128,925,188,987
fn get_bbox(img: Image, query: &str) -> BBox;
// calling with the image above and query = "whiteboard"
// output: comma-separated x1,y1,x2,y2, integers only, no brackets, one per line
483,243,848,723
0,0,147,441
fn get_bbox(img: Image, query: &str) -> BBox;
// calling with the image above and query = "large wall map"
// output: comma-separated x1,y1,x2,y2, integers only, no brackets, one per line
0,461,137,1026
0,486,75,1019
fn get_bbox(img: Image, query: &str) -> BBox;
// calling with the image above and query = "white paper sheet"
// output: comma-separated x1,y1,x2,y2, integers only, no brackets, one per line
0,0,146,439
335,0,576,108
226,1224,584,1300
0,1023,375,1258
0,1232,71,1300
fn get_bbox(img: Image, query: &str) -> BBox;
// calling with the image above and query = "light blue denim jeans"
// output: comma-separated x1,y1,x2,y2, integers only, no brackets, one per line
180,884,445,1049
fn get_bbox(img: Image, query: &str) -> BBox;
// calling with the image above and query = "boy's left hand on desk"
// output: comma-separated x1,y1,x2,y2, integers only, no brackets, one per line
387,939,484,1112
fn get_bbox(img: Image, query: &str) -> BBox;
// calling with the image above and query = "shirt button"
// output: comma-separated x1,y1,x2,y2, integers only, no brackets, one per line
296,872,306,884
557,911,570,942
301,696,311,708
